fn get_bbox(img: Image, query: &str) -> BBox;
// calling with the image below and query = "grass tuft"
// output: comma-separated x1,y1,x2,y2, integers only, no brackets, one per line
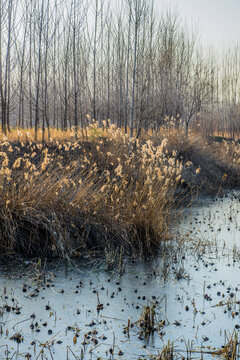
0,125,239,259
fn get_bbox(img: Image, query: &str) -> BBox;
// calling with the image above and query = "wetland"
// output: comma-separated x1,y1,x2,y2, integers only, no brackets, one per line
1,192,240,359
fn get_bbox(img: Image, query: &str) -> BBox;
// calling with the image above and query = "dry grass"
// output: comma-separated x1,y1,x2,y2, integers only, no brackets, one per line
0,124,104,143
0,121,145,143
0,124,185,259
0,123,239,259
152,128,240,194
138,331,240,359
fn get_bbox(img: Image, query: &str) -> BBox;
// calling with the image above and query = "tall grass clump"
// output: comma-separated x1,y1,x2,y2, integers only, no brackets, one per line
0,123,184,259
1,123,239,259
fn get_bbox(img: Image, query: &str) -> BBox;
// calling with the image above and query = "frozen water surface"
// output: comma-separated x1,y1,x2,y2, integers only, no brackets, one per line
1,192,240,359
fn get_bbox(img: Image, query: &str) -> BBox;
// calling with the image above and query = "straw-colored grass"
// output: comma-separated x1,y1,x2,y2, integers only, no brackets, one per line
152,128,240,194
0,123,239,259
0,124,184,258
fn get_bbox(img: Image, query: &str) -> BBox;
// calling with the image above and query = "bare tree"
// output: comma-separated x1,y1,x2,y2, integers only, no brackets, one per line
0,0,238,141
34,0,44,140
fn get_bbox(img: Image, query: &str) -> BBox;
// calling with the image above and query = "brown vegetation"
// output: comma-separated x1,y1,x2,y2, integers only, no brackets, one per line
152,129,240,195
0,125,182,258
0,125,239,259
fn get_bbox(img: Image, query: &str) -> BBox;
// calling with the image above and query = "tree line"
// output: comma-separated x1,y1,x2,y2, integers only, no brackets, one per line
0,0,240,139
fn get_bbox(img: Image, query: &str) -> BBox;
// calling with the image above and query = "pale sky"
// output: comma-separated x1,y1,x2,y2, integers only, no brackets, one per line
160,0,240,47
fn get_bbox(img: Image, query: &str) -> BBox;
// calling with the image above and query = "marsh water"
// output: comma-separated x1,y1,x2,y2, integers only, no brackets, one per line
1,192,240,359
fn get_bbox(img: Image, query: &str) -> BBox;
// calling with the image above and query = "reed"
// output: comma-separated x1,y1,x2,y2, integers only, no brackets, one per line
0,124,183,258
0,123,239,259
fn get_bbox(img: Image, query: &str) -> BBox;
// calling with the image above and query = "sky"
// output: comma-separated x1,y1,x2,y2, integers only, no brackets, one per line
160,0,240,47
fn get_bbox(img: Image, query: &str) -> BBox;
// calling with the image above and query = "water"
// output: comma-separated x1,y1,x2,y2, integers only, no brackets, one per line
1,192,240,359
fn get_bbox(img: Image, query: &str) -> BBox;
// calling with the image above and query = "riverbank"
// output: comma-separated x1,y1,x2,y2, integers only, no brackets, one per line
0,126,239,259
1,192,240,359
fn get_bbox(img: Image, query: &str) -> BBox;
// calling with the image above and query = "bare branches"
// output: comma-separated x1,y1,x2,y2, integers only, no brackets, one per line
0,0,238,138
